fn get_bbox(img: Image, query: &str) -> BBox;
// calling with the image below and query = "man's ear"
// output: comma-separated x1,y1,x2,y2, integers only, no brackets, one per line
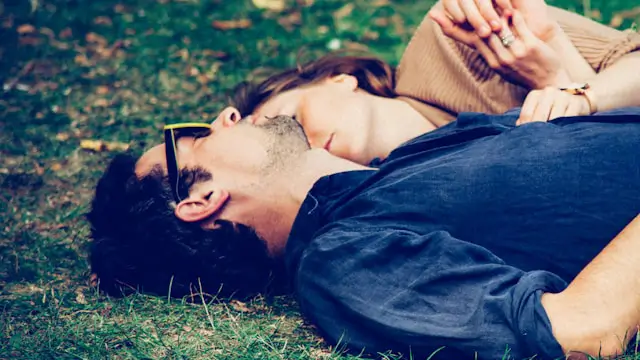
214,107,242,129
174,187,230,223
328,74,358,91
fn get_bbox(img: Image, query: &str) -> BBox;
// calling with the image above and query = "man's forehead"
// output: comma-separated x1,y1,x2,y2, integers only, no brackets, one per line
135,143,167,177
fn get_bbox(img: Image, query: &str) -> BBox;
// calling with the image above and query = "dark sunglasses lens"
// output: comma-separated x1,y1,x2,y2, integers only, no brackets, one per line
165,130,180,201
164,126,210,202
174,127,211,139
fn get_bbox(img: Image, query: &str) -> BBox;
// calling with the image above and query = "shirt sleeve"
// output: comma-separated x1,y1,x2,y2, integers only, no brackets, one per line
549,6,640,71
294,227,567,360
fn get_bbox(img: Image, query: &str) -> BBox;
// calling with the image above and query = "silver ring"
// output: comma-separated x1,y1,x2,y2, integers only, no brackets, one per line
500,33,516,48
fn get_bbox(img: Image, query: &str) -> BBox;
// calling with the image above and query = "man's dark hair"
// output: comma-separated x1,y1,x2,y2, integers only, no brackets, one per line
87,154,285,299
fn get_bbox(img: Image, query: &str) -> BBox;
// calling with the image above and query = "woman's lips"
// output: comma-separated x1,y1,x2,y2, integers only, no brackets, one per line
323,133,335,151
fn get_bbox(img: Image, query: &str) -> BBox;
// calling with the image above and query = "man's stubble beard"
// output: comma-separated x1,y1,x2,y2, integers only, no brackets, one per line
256,115,311,173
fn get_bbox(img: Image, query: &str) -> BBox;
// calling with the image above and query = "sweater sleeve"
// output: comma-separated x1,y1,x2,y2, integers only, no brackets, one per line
549,6,640,71
395,7,640,124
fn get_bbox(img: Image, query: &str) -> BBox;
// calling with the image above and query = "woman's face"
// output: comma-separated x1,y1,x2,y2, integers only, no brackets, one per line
252,75,374,165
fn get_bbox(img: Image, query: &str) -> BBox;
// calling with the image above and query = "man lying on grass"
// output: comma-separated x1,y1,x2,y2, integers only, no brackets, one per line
88,108,640,360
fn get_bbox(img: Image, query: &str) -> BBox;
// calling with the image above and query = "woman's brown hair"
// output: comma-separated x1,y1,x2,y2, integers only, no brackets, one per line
231,54,398,116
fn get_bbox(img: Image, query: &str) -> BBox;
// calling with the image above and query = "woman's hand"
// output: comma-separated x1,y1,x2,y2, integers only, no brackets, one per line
517,87,591,125
432,0,557,41
430,10,570,89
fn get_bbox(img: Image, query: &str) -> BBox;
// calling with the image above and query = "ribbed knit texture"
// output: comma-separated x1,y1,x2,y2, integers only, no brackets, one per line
395,6,640,126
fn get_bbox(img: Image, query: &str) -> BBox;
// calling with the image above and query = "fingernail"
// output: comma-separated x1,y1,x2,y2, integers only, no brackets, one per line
490,20,501,30
480,25,491,36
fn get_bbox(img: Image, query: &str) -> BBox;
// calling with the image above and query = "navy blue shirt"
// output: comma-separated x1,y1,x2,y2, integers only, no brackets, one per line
285,109,640,360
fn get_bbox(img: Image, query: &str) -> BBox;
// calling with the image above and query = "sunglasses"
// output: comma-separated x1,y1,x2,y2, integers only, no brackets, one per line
163,123,212,202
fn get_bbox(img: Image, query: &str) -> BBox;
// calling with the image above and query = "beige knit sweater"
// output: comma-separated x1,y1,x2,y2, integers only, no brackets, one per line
395,6,640,126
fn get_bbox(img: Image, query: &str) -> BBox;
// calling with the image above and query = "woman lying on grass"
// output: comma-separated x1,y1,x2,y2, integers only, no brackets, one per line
219,0,640,165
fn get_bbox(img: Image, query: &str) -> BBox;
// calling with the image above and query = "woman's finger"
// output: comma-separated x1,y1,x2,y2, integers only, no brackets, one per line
441,0,467,24
460,0,491,36
565,97,589,118
518,91,541,125
475,0,502,31
548,93,571,121
429,9,478,45
510,10,537,45
473,36,502,69
531,90,555,122
487,33,516,67
493,0,514,16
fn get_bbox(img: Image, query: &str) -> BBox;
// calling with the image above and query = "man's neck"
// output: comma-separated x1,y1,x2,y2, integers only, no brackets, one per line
283,149,372,203
256,149,372,256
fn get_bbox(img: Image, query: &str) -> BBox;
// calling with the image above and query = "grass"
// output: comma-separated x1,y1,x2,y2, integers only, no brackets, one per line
1,0,639,359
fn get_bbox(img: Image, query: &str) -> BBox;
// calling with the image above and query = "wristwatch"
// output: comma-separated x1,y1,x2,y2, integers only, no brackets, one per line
559,83,598,114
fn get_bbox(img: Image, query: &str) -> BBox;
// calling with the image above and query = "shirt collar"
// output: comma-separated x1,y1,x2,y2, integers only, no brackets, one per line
284,170,375,280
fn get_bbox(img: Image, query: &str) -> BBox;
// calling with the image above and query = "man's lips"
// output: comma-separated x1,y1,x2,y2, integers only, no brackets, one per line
323,133,335,151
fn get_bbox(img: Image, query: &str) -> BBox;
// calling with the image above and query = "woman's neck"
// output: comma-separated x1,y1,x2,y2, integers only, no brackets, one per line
367,95,438,162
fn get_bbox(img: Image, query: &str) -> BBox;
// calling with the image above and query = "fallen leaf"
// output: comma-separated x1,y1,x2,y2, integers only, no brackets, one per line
17,24,36,34
92,98,110,107
188,66,200,76
310,349,333,359
372,0,390,6
229,300,252,313
38,27,55,39
252,0,286,12
50,163,63,171
50,40,71,50
59,27,73,39
609,7,640,28
90,274,98,287
333,3,355,20
85,32,108,46
18,36,43,46
183,326,192,332
75,290,87,305
212,19,252,30
80,140,130,152
317,25,329,34
201,49,229,59
34,161,44,176
95,85,110,95
56,133,70,141
278,11,302,30
93,16,113,26
74,54,92,66
196,74,210,84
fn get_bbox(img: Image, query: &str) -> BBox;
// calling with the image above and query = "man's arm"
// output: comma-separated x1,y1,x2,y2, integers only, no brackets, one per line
542,214,640,357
